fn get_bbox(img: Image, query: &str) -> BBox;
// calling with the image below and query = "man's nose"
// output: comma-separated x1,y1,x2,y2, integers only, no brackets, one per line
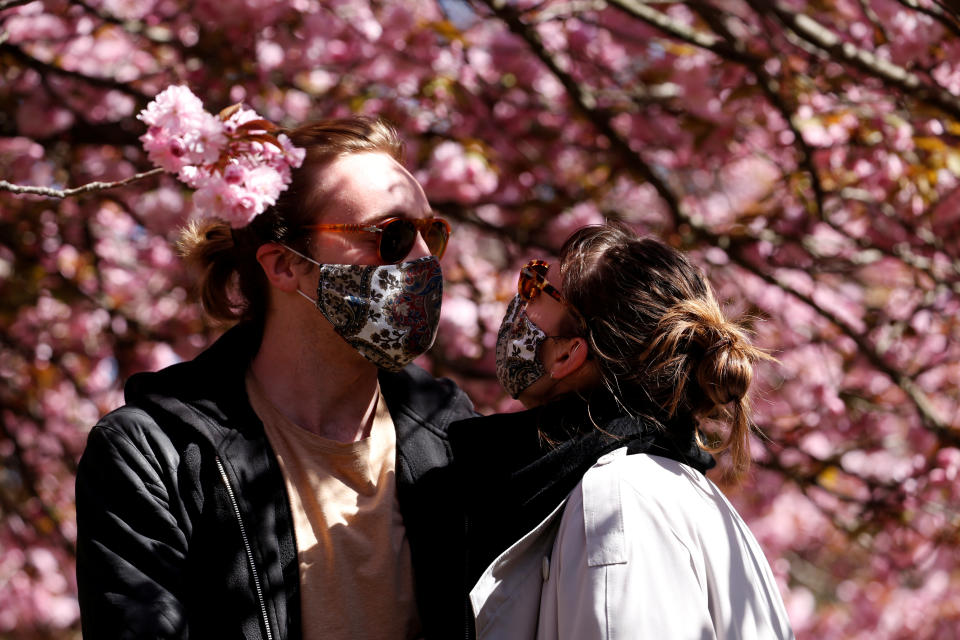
406,231,432,261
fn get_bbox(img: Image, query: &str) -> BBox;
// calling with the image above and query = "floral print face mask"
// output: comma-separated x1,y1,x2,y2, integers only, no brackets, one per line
285,246,443,371
495,294,548,398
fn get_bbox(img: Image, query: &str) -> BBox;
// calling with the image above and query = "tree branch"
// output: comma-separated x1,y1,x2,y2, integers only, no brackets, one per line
606,1,826,218
0,0,34,10
531,0,608,23
856,0,892,43
895,0,960,39
0,168,164,198
753,0,960,120
606,0,752,64
480,0,686,225
689,2,826,219
837,185,960,281
936,0,960,20
0,41,151,102
729,247,960,446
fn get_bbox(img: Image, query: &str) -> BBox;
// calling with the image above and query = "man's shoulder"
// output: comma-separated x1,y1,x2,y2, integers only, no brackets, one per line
86,401,203,460
123,324,258,403
380,363,477,432
78,405,181,486
92,403,167,443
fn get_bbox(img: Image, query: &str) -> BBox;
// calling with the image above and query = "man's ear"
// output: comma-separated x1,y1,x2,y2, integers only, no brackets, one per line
548,336,590,381
256,243,303,292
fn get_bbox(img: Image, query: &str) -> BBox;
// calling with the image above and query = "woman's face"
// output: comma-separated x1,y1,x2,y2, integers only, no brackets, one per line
522,262,571,338
499,261,595,408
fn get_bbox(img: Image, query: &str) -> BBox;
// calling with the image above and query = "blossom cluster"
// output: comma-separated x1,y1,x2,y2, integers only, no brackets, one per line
138,85,305,228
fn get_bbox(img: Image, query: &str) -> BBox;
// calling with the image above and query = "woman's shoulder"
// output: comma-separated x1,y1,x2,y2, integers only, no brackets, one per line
549,449,715,577
576,448,738,544
550,450,793,640
585,448,715,503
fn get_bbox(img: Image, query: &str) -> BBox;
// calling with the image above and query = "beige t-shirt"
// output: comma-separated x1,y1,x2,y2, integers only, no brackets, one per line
246,372,421,640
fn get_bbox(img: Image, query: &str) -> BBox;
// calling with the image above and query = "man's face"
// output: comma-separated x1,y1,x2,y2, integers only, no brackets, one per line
306,151,435,266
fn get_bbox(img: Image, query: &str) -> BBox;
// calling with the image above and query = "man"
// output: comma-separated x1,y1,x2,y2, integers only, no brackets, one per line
75,117,476,639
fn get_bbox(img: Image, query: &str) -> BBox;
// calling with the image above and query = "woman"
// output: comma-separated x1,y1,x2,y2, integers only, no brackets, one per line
448,223,794,639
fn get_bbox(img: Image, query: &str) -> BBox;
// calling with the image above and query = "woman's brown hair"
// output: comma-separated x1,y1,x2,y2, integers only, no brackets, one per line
559,223,772,478
177,116,403,330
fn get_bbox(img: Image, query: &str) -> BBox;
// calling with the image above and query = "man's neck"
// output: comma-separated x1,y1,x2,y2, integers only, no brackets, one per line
250,313,382,442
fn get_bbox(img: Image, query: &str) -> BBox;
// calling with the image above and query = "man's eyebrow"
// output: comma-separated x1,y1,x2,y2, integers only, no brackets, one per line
367,209,436,223
357,213,395,226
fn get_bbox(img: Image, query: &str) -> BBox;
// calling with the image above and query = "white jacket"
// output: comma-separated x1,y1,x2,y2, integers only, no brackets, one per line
470,448,794,640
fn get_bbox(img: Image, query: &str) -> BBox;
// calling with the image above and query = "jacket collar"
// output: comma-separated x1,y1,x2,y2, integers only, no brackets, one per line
123,322,461,454
451,390,715,584
123,323,263,452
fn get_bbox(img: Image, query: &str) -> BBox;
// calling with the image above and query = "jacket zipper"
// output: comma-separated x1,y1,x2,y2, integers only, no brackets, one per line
464,509,472,640
216,456,274,640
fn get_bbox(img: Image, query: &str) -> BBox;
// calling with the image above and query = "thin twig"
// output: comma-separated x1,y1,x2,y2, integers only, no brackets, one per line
857,0,892,43
0,168,164,198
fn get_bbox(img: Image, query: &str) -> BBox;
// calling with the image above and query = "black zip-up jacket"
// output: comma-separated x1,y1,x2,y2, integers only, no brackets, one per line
75,322,476,639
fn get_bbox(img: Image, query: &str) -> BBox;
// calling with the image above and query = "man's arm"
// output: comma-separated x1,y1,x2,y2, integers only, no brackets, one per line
76,413,192,639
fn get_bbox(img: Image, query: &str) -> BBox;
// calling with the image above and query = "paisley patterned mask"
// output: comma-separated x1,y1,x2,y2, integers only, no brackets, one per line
495,295,548,398
285,246,443,371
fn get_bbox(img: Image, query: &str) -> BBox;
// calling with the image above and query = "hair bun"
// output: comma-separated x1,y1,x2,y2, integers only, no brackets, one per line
655,297,763,410
696,323,754,407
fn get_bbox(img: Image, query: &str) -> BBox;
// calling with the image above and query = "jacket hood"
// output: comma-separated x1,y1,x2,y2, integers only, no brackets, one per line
123,323,264,451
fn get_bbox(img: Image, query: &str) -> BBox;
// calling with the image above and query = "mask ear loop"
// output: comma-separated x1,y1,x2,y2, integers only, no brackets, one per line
279,242,322,268
279,243,323,306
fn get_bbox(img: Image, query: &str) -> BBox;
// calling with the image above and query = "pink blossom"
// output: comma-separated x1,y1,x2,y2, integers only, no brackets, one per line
545,203,605,249
16,92,75,138
134,183,190,233
139,86,207,132
101,0,157,21
255,39,285,73
438,294,482,360
138,86,303,227
3,11,71,44
420,140,498,203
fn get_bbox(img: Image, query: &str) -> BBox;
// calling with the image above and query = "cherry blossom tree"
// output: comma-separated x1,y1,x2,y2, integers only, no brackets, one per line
2,0,960,637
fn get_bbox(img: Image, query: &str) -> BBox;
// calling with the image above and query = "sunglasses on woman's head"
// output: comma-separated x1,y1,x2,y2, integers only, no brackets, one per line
304,216,451,264
518,259,587,329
